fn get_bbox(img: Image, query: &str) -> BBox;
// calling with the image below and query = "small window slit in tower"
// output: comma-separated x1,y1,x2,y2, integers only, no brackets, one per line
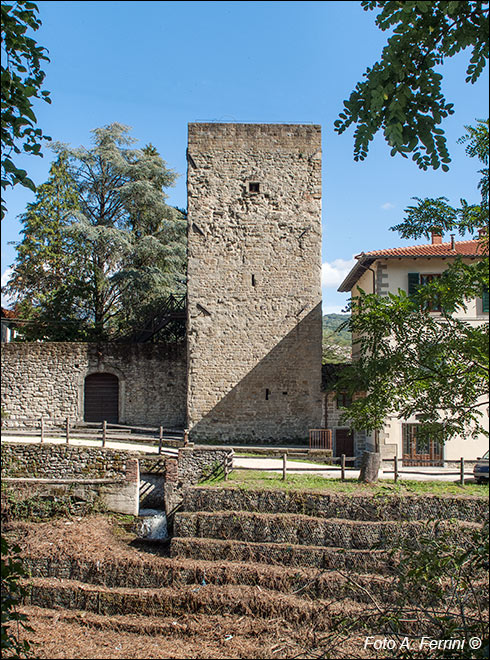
249,182,260,193
251,274,256,286
265,388,270,400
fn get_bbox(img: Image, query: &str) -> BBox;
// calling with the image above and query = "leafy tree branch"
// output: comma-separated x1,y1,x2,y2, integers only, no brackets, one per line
335,2,489,170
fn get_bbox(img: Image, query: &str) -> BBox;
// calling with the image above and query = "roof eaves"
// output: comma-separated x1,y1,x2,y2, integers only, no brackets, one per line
337,255,376,292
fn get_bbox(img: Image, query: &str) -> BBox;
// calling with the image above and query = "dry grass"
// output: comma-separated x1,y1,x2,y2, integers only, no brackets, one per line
15,605,373,659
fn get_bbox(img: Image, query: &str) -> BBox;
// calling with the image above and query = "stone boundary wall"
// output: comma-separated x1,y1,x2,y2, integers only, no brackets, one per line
1,341,186,428
1,442,138,479
1,442,233,516
159,447,234,514
1,442,140,515
181,487,488,522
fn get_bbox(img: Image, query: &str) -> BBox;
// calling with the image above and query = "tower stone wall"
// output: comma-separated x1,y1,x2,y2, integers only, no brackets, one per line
186,123,323,443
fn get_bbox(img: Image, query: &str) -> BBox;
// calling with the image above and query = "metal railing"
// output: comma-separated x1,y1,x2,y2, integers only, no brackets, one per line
309,429,332,450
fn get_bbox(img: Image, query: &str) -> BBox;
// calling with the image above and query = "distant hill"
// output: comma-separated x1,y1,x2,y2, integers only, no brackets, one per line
322,313,351,364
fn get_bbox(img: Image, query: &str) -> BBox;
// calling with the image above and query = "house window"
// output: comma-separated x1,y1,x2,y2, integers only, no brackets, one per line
409,273,442,311
402,423,443,466
249,182,260,193
408,272,420,296
420,274,442,311
336,392,352,409
483,288,489,314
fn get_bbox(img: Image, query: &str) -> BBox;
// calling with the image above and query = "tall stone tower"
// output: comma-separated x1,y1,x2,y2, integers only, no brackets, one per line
186,123,323,443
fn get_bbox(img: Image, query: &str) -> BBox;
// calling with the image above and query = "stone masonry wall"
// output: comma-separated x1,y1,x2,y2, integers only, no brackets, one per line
186,123,323,443
1,442,137,479
1,442,232,516
1,342,186,428
1,442,140,515
181,486,488,523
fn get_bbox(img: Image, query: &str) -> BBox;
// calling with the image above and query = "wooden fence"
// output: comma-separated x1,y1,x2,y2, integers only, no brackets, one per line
227,453,476,484
2,417,188,454
382,456,473,485
228,453,356,481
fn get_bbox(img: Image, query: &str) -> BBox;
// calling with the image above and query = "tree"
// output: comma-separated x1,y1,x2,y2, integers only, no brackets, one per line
1,0,51,219
338,120,489,443
1,537,32,658
335,1,489,170
7,123,187,340
6,152,90,340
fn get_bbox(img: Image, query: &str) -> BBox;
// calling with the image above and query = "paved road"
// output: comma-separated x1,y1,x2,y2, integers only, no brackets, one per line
1,434,178,455
2,435,477,481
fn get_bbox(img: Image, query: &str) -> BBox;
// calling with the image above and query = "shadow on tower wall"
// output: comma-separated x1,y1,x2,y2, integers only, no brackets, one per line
188,304,323,444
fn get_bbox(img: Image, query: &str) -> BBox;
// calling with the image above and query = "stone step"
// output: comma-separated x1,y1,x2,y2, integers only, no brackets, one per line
170,536,398,573
23,575,488,630
22,554,400,604
173,510,480,550
23,577,365,628
21,544,489,609
180,487,488,522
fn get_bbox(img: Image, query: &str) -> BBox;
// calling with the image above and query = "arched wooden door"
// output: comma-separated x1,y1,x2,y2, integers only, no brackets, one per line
84,373,119,423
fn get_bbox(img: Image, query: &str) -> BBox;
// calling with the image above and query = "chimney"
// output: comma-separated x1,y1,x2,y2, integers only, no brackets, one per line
431,229,443,245
450,234,455,250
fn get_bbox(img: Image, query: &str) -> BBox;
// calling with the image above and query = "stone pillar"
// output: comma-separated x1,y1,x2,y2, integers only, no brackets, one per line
186,123,323,444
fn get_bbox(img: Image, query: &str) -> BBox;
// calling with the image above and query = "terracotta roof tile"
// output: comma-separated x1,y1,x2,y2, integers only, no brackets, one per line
359,239,484,259
338,239,487,292
1,307,17,319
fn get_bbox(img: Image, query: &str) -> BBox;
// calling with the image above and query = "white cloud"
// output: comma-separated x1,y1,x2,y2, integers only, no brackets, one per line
1,268,15,308
381,202,395,210
321,257,356,288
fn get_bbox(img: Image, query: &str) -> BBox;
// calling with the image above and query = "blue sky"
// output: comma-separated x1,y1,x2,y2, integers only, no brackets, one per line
2,0,489,312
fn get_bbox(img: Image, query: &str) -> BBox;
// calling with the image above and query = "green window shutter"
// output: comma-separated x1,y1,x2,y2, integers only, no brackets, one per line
408,273,420,296
483,288,489,313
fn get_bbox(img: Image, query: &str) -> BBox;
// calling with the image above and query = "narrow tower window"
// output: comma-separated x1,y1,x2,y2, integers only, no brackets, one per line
251,274,256,286
265,388,270,400
249,182,260,193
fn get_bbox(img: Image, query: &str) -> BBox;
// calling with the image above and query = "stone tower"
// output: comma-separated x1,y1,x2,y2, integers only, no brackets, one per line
186,123,323,443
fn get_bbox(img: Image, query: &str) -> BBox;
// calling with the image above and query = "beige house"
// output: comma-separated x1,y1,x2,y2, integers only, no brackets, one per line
334,231,489,465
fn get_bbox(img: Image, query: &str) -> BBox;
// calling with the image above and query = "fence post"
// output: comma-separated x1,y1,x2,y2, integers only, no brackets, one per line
282,453,287,481
341,454,346,481
40,417,44,444
394,455,399,483
224,455,230,481
460,457,465,486
102,420,107,447
158,426,163,455
65,417,70,444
